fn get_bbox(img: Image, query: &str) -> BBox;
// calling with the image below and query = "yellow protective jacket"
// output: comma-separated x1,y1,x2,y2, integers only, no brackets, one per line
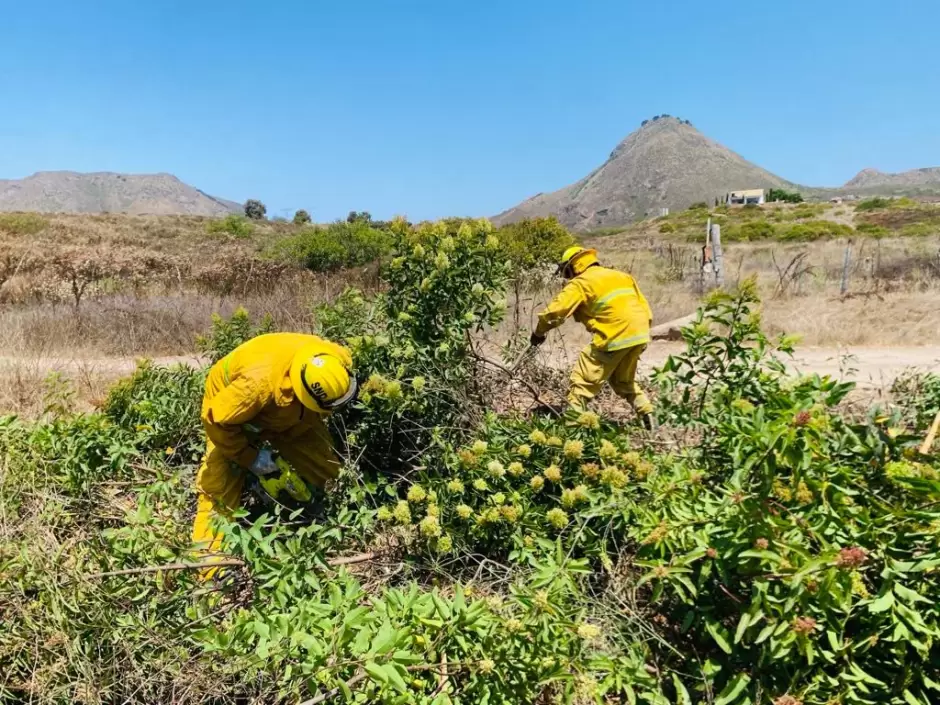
535,265,652,351
202,332,352,486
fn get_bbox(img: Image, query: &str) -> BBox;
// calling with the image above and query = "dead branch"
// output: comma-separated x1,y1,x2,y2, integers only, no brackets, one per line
468,348,561,416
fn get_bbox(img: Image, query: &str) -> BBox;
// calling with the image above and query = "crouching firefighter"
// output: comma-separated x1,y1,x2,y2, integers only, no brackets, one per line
192,332,357,556
530,246,656,429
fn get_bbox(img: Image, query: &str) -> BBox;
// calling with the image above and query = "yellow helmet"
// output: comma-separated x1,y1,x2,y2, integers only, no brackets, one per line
289,347,357,413
558,245,598,277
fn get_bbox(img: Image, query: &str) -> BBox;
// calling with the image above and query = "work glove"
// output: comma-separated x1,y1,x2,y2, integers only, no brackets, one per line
529,332,546,347
249,448,278,477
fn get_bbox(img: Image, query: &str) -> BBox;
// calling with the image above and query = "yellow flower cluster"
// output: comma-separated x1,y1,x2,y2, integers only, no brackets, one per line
643,521,669,545
529,430,547,445
576,411,600,429
580,462,600,480
600,467,628,488
795,481,814,504
508,461,524,476
563,440,584,460
547,436,563,448
516,444,532,458
471,440,489,455
446,479,465,493
487,460,506,478
543,464,562,483
599,440,619,462
576,623,601,640
393,500,411,524
499,505,521,523
546,508,569,529
407,485,427,503
561,485,589,508
419,515,441,538
530,475,545,491
456,504,473,519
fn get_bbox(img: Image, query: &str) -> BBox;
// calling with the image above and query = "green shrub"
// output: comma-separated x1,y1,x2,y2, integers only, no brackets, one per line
688,201,709,211
244,199,267,220
900,222,936,237
856,221,890,237
780,219,853,241
273,221,392,273
768,188,804,203
856,197,894,211
292,209,311,225
195,306,275,363
725,219,777,241
6,224,940,705
658,222,677,234
205,214,255,238
103,361,205,463
891,371,940,433
0,212,48,235
495,216,573,273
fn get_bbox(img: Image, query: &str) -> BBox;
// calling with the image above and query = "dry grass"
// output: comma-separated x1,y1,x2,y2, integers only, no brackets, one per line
1,212,938,416
585,233,940,346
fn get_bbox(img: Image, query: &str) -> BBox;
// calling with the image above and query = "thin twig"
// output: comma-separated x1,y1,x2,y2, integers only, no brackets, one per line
469,349,561,416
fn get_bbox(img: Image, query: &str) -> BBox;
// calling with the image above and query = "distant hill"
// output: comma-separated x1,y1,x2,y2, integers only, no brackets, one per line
493,117,796,230
0,171,240,216
843,166,940,191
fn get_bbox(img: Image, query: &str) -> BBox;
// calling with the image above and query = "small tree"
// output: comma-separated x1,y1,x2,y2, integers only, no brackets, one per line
244,199,267,220
293,209,312,225
347,211,372,224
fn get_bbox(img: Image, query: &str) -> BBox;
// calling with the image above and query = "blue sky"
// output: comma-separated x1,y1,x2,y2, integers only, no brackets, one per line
1,0,938,221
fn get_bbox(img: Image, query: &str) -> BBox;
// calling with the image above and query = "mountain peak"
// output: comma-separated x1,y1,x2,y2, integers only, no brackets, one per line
843,166,940,189
495,118,792,230
0,171,239,215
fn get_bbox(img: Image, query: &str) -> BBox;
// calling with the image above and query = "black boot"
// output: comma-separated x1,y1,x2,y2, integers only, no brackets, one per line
639,412,657,432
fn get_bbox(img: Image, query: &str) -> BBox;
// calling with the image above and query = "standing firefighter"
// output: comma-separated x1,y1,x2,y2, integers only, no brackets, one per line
192,332,357,554
530,246,655,428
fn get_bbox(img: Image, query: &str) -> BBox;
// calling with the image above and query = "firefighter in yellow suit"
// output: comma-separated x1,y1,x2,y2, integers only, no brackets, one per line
531,246,655,428
192,332,357,554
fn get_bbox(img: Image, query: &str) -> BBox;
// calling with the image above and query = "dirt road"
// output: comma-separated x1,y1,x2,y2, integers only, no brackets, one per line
2,345,938,386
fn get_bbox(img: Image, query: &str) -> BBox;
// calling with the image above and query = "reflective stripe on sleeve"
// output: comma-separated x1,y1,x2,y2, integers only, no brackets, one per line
592,287,636,313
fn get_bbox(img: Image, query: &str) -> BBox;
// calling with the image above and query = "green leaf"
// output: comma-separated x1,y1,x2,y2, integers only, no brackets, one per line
706,619,733,654
903,690,923,705
894,583,929,604
338,680,352,700
754,624,775,644
364,661,388,685
672,673,692,705
715,673,751,705
734,613,750,644
383,664,409,694
868,591,895,613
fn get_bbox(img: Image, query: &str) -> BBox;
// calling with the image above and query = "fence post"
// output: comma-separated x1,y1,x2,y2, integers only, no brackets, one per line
711,223,724,288
840,242,852,296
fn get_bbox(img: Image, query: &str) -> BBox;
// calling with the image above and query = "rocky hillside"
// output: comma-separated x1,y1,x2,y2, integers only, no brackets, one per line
0,171,239,216
844,166,940,191
494,117,795,230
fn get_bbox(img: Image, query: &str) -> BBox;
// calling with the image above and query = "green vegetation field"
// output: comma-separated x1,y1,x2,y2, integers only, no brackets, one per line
3,217,940,705
589,198,940,244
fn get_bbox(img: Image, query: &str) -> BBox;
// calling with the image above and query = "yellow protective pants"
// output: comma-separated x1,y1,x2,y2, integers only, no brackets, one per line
568,343,653,414
191,434,332,554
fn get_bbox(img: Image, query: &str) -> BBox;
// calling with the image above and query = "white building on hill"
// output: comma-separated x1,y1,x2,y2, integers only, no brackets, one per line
726,189,765,205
